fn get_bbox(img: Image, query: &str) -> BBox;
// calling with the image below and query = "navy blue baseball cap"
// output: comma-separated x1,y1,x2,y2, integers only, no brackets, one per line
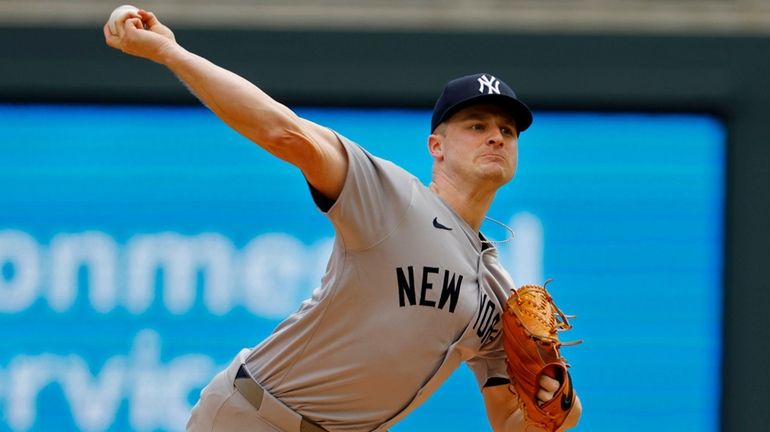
431,73,533,134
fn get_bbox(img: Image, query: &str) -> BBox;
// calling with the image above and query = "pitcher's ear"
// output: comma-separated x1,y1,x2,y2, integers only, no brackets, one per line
428,133,444,160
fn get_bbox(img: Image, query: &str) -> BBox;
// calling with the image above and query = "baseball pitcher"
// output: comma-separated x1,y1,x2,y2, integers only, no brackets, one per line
104,7,582,432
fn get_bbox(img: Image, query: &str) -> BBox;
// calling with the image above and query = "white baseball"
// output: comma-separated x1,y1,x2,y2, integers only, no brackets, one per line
108,5,140,36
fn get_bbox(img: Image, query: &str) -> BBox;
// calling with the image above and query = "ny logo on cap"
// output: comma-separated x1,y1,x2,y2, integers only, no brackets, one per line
477,75,501,95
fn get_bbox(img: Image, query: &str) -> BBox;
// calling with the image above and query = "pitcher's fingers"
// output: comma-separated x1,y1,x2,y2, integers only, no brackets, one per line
138,9,161,29
125,17,144,31
103,23,120,48
536,387,556,406
539,374,560,392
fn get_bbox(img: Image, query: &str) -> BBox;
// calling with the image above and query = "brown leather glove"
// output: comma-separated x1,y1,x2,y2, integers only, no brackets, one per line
502,280,580,431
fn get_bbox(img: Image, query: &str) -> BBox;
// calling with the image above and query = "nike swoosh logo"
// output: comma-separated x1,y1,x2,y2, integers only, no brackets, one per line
432,217,452,231
561,372,574,410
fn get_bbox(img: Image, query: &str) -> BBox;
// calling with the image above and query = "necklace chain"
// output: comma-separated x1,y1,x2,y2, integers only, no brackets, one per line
480,216,515,245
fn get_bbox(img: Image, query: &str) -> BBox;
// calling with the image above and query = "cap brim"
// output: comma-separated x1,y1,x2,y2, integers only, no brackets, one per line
437,94,533,133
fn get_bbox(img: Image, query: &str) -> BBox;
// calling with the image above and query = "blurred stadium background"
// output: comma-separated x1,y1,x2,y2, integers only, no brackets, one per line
1,1,769,431
2,0,770,33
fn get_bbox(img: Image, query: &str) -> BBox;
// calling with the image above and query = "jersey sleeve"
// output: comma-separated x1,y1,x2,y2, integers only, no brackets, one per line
468,258,513,388
313,132,417,251
466,333,509,389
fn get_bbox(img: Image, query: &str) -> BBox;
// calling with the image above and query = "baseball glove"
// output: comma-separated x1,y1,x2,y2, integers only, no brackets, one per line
502,279,580,431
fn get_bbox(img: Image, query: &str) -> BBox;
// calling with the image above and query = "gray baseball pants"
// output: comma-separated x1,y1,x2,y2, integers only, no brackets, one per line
186,349,282,432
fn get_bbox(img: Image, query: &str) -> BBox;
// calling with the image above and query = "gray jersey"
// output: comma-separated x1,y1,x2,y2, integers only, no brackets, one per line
244,134,513,432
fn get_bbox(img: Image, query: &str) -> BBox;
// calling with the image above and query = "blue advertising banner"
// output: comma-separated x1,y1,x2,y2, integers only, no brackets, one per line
0,104,724,431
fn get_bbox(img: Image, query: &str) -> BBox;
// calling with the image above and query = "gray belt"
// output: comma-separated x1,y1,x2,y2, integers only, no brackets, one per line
234,364,328,432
